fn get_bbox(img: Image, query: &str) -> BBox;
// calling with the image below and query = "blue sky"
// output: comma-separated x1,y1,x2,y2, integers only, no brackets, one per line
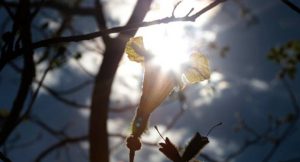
1,0,300,162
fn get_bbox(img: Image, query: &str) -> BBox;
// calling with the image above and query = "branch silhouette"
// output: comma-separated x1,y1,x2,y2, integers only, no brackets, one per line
0,0,226,71
282,0,300,14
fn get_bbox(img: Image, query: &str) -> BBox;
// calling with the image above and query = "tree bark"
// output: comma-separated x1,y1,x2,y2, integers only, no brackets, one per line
89,39,124,162
89,1,153,162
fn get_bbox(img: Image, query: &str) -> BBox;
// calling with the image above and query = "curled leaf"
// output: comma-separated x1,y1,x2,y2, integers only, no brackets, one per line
158,133,209,162
181,132,209,161
159,137,182,162
183,53,210,83
125,37,145,62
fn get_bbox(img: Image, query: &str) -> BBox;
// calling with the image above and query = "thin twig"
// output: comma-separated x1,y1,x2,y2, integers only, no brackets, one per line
0,151,11,162
34,0,225,48
262,79,300,162
282,0,300,14
172,1,182,17
0,0,15,19
21,53,60,120
0,0,226,70
34,133,157,162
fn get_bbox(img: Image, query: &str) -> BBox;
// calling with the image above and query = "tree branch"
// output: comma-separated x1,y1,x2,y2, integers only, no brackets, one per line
0,151,11,162
282,0,300,14
35,135,87,162
0,0,226,71
88,0,155,161
34,0,225,48
0,1,101,16
0,0,35,146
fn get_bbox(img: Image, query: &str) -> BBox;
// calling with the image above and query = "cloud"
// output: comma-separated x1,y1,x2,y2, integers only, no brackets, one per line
191,72,230,108
248,79,269,91
204,137,239,160
142,125,188,145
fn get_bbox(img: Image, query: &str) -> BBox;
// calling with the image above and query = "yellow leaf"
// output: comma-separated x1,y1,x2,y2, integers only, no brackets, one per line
125,37,145,62
183,53,210,84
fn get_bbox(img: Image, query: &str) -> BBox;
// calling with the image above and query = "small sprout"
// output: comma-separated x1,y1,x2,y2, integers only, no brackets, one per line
268,40,300,79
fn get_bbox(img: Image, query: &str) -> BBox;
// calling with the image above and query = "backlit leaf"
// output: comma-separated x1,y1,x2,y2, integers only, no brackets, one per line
183,53,210,84
125,37,145,62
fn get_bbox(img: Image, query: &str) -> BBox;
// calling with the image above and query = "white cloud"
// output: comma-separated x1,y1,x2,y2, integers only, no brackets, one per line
192,87,214,107
76,51,102,75
108,118,129,134
104,0,137,27
192,72,230,107
217,81,230,91
202,30,217,42
142,125,188,145
148,153,164,162
248,79,269,91
204,137,239,159
211,72,224,82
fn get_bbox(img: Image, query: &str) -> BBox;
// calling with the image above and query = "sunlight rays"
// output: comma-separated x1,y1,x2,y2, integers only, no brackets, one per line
143,23,190,73
133,0,222,74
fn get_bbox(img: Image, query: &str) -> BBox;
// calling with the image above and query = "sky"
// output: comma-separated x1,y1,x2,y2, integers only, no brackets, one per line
0,0,300,162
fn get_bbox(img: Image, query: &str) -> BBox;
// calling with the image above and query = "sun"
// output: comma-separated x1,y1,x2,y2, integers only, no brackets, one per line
143,23,190,74
134,0,221,74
